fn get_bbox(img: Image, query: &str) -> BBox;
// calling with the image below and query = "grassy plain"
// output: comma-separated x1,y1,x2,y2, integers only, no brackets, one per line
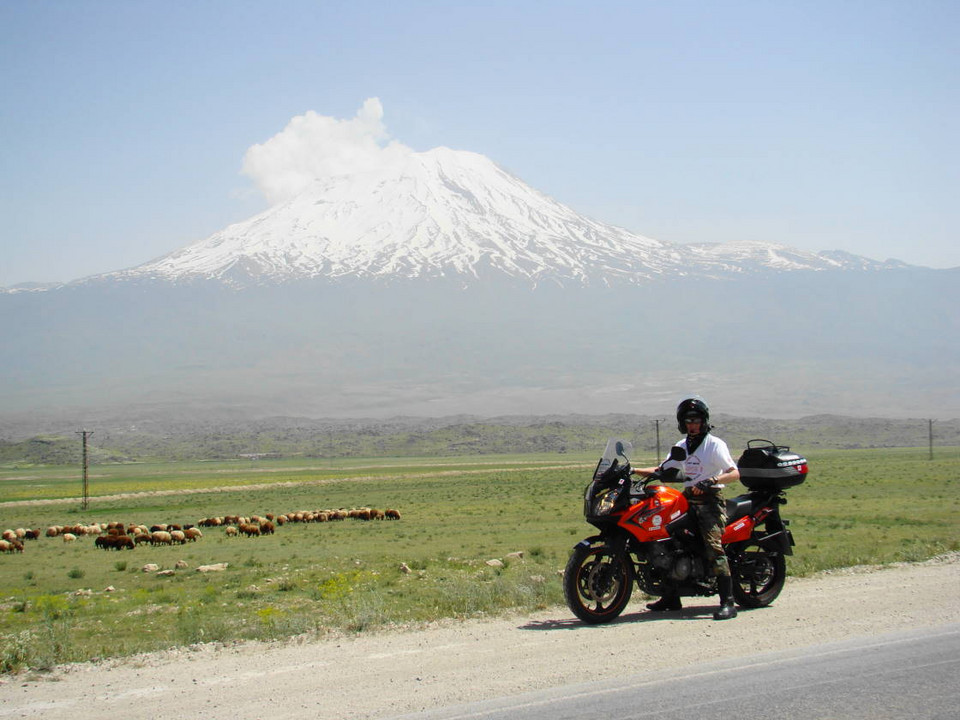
0,446,957,673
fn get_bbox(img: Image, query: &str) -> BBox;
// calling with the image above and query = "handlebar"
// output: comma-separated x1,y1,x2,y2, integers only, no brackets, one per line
644,466,686,484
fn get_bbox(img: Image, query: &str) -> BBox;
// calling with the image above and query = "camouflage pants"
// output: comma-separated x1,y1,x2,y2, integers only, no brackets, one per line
687,491,730,577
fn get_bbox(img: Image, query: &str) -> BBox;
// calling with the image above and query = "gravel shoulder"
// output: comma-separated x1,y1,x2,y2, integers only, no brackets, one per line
1,554,958,720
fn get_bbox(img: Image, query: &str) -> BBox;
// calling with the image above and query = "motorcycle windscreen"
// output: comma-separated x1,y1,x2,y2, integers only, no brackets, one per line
594,439,634,480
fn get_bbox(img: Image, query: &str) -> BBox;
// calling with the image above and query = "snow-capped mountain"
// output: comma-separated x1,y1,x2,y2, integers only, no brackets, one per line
104,147,895,288
6,144,952,423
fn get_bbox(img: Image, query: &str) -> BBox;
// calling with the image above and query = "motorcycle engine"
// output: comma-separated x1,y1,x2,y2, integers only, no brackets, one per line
647,542,694,582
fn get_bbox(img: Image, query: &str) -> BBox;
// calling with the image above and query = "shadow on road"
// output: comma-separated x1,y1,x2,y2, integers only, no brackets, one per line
519,605,723,631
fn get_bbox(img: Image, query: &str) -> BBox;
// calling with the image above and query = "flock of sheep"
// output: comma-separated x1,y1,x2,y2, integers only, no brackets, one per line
0,526,39,553
200,507,402,536
0,506,402,554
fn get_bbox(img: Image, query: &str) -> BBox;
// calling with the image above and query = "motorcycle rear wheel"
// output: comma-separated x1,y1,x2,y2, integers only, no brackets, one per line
564,542,634,624
730,540,786,608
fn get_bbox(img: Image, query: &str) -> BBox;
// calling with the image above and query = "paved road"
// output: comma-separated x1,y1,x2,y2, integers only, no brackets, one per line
392,623,960,720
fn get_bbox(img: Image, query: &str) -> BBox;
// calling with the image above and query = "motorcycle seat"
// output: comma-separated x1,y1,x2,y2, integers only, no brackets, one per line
725,496,755,523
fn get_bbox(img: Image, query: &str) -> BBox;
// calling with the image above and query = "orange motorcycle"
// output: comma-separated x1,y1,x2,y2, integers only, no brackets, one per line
564,438,807,623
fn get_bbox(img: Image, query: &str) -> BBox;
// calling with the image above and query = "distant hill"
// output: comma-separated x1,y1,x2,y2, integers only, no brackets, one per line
1,414,956,466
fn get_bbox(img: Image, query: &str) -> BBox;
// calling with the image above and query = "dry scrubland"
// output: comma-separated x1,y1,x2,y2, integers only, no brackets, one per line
0,446,958,673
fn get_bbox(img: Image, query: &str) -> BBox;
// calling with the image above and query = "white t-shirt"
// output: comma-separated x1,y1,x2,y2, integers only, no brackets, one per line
666,434,737,487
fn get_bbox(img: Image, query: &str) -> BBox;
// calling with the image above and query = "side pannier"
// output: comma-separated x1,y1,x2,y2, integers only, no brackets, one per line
737,439,808,490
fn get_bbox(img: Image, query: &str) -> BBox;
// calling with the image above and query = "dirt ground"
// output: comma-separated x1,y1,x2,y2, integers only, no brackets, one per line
1,554,958,720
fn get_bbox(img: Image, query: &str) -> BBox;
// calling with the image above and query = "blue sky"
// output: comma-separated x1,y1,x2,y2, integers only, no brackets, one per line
2,0,957,286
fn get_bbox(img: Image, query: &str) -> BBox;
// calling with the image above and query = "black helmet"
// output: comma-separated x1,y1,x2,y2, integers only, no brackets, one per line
676,396,711,434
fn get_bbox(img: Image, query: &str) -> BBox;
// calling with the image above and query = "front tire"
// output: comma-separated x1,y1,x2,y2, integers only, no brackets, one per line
729,539,786,608
564,542,634,624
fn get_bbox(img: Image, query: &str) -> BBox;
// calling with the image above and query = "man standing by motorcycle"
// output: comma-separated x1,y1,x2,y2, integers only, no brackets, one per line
632,397,741,620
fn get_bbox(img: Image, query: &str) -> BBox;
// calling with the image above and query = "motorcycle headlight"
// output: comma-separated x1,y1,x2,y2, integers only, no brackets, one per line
595,487,621,516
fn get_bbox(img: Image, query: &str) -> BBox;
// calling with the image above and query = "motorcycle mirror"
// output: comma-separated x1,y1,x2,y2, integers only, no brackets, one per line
615,441,626,457
669,446,687,462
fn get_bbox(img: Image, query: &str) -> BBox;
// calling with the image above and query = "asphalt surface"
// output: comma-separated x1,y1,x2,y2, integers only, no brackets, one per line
392,624,960,720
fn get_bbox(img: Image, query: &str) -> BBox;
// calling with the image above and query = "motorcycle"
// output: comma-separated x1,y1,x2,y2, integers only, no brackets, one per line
564,438,807,623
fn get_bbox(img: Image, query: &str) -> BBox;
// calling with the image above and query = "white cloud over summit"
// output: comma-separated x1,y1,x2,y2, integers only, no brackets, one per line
241,98,412,205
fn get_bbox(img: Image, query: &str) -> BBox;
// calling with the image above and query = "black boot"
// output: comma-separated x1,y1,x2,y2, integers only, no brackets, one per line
646,595,682,612
713,575,738,620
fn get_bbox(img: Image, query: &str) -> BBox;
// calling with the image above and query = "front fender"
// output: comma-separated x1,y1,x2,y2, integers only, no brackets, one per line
573,535,604,551
573,531,635,559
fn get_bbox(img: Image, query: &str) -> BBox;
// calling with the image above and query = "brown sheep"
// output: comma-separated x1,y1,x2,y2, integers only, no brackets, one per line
259,520,275,535
385,509,402,520
62,533,77,543
0,539,24,553
239,523,261,537
224,525,239,537
170,530,187,544
183,527,203,541
97,535,135,550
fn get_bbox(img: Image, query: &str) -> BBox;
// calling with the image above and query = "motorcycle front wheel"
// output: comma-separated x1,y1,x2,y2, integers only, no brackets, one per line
563,542,634,624
729,539,786,608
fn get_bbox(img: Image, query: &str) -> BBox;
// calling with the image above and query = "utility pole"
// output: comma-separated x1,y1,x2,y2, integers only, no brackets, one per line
928,419,934,461
655,419,662,462
77,429,93,510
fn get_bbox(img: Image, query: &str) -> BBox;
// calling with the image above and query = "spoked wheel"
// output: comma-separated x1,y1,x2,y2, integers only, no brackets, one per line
730,539,786,608
563,542,634,624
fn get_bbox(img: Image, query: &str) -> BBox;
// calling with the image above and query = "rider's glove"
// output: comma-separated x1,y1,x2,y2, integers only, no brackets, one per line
695,476,718,492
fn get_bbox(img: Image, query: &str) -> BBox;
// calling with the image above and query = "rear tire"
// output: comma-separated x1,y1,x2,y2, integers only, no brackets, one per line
729,539,786,608
563,542,633,624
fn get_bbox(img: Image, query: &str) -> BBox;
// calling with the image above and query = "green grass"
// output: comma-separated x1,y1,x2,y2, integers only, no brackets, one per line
0,447,957,673
0,454,588,502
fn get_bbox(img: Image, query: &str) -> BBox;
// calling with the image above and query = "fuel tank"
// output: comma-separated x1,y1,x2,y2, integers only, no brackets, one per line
619,484,689,541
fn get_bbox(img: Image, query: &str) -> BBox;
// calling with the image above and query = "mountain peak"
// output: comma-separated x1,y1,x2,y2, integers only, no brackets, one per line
96,147,897,288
